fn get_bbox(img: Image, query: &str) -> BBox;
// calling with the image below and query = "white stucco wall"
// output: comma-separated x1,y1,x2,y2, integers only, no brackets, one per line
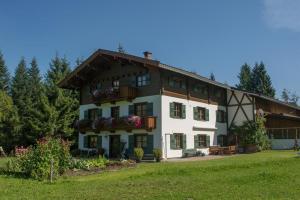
161,95,228,158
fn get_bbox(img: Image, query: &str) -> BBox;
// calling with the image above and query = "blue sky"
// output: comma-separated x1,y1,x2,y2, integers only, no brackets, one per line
1,0,300,97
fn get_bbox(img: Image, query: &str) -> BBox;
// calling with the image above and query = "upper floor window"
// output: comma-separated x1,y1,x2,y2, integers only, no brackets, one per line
216,110,226,123
136,74,150,87
134,103,148,117
168,77,186,89
193,107,209,121
193,84,208,96
214,88,223,99
111,106,120,119
112,80,119,90
170,102,186,119
84,108,102,120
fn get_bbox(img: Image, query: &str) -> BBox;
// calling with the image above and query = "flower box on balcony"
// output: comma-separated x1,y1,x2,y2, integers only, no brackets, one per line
75,119,93,133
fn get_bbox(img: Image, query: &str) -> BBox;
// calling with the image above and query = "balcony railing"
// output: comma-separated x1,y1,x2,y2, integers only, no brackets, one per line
75,116,156,133
92,86,137,105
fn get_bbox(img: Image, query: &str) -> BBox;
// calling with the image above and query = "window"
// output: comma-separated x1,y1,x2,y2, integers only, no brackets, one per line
112,80,119,89
214,88,223,98
135,135,147,148
136,74,150,87
111,106,120,119
88,135,98,148
194,134,209,148
193,84,208,96
168,77,186,89
84,109,102,120
194,107,208,121
217,135,227,147
170,102,186,119
216,110,226,123
135,103,148,117
174,133,184,149
89,82,102,93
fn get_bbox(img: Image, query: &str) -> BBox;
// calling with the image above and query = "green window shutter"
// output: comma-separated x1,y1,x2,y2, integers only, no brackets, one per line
128,135,134,155
97,135,102,148
206,135,210,147
97,109,102,118
194,135,199,148
194,107,199,120
170,102,175,118
170,134,176,149
84,110,89,120
145,135,154,154
205,109,210,121
147,103,153,116
216,110,220,122
182,134,187,149
83,136,89,148
128,105,134,115
181,104,186,119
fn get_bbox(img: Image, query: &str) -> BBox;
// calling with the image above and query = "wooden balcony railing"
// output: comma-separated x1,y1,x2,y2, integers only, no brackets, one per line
92,86,137,105
75,116,156,133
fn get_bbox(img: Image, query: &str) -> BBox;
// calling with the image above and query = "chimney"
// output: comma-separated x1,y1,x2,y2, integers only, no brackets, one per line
143,51,152,59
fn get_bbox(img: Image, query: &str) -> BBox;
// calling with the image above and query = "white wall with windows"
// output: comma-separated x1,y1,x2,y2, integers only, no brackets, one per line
161,95,228,158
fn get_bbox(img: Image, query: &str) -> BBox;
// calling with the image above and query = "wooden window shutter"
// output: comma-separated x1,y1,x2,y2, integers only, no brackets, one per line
97,135,102,148
216,110,220,122
170,102,175,118
206,135,210,147
84,110,89,120
128,135,134,155
128,105,134,115
147,103,153,116
170,134,176,149
194,135,199,148
181,104,186,119
182,134,187,149
194,107,199,120
97,109,102,118
83,136,89,148
205,109,210,121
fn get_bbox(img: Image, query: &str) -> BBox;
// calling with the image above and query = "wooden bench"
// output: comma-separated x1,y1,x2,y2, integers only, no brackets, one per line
182,149,199,157
209,146,222,155
223,145,237,155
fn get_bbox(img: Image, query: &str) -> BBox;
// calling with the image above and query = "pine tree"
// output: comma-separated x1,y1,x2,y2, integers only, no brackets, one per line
236,63,252,91
210,73,215,81
250,62,275,97
0,51,10,92
45,55,79,138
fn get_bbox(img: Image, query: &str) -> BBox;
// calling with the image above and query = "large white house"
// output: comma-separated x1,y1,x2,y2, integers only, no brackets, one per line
59,49,300,159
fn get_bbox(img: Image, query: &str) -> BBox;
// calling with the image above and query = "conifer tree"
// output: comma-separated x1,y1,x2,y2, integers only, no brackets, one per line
0,51,10,92
250,62,275,97
45,55,78,138
236,63,252,91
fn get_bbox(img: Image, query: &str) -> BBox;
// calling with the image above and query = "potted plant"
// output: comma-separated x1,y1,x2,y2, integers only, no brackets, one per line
134,148,144,163
153,148,162,162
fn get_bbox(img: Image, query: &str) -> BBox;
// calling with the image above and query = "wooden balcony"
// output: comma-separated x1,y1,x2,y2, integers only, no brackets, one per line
76,116,156,133
92,86,137,105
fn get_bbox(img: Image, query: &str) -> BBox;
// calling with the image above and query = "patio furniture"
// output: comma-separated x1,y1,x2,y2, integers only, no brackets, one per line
223,145,237,155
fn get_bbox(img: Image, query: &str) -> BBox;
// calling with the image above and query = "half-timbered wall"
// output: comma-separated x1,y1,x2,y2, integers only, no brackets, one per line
227,90,255,128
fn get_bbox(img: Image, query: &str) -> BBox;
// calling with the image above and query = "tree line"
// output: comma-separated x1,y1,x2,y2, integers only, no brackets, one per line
0,51,79,152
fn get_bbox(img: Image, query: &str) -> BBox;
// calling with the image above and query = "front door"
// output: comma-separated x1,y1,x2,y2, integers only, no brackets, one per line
109,135,121,158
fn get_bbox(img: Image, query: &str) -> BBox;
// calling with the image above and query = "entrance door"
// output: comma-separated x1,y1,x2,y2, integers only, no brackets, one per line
109,135,121,158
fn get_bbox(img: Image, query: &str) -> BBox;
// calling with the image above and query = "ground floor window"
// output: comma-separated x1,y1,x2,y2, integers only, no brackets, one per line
135,135,147,148
83,135,98,148
170,133,185,149
194,134,208,148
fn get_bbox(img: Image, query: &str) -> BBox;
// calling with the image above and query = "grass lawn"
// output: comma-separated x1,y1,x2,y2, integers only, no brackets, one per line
0,151,300,200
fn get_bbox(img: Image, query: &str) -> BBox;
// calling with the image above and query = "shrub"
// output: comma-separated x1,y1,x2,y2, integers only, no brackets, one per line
8,137,71,180
153,148,162,162
70,156,108,170
134,148,144,162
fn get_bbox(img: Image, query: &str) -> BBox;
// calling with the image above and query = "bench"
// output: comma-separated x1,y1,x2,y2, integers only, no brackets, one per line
209,146,222,155
223,145,237,155
182,149,199,158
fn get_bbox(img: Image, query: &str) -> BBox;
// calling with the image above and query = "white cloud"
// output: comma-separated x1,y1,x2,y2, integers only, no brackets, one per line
263,0,300,32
